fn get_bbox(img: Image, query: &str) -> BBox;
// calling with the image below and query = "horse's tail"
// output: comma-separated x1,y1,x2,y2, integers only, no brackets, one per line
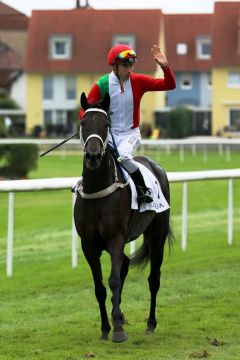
130,237,149,269
130,221,174,269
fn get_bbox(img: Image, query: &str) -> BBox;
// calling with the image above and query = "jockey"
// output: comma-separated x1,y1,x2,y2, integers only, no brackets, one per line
80,44,176,205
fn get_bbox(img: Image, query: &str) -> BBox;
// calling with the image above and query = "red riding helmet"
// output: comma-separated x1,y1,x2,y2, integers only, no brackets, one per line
107,44,137,65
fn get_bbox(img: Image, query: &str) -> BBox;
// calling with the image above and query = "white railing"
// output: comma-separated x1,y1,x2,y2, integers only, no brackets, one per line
1,169,240,277
1,137,240,162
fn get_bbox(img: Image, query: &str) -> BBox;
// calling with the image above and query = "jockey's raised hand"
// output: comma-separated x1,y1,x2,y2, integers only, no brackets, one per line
151,45,168,68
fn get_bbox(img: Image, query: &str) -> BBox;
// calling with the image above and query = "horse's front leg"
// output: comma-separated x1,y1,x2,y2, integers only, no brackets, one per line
107,237,128,343
81,241,111,340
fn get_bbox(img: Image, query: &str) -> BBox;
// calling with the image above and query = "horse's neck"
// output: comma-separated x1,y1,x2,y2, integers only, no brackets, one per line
82,148,114,193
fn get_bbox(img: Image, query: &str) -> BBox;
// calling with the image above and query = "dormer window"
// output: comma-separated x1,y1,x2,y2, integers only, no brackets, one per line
112,34,136,50
196,36,211,59
49,35,72,59
176,43,187,55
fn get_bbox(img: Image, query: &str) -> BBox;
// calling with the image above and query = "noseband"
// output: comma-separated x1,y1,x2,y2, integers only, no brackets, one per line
80,108,109,155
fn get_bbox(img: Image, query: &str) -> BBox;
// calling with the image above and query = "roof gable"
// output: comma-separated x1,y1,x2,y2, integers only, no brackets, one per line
165,14,212,71
212,2,240,66
25,9,163,73
0,1,28,30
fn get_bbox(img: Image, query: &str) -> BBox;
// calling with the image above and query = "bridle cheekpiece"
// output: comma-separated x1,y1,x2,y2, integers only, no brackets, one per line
79,108,109,155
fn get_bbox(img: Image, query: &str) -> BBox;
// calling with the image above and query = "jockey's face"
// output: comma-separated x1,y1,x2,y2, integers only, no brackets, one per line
114,62,134,81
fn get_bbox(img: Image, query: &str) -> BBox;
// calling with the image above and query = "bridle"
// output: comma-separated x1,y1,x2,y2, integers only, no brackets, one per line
77,108,130,199
79,108,110,156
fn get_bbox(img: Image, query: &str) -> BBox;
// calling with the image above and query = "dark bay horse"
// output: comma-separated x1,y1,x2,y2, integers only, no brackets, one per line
74,92,173,342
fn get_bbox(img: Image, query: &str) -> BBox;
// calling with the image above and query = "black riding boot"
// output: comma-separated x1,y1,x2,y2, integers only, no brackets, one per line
131,168,153,206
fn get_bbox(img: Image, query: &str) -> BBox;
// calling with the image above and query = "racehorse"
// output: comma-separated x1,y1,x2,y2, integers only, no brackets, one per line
74,92,173,342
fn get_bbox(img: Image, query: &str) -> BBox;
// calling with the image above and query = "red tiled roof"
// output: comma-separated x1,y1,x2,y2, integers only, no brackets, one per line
212,2,240,67
165,14,212,71
25,9,163,73
0,1,28,29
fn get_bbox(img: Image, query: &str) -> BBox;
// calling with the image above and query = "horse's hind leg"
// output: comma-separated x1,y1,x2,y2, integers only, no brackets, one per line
81,243,111,340
145,213,169,334
120,253,130,305
119,253,130,324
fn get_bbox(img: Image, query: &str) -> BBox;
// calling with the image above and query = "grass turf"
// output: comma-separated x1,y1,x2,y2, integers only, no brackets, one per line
0,150,239,359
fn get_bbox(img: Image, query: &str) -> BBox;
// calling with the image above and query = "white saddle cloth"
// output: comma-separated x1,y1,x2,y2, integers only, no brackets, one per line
122,163,170,213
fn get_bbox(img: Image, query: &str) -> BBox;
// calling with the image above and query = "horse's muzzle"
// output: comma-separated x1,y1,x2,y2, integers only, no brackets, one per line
85,151,102,170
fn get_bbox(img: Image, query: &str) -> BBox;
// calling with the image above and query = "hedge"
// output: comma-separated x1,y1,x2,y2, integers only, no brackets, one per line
166,107,193,138
0,144,38,179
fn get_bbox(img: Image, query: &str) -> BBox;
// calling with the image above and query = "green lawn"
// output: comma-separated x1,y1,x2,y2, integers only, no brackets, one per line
0,150,239,359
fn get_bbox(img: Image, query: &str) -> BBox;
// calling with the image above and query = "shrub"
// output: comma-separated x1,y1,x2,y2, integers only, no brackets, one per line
0,144,39,179
0,97,18,109
0,117,7,137
166,107,193,138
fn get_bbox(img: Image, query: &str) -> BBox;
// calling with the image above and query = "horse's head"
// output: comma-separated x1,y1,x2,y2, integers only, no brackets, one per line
80,92,110,170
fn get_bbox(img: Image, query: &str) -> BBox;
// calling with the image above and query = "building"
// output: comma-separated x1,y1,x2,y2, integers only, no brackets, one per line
0,1,28,109
159,13,213,135
212,1,240,135
25,6,165,136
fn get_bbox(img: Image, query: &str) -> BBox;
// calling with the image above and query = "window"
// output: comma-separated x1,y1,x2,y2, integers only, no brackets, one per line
56,110,66,125
43,77,53,99
44,110,53,125
228,72,240,87
66,76,76,100
176,43,187,55
229,109,240,128
49,35,72,59
43,110,68,136
196,36,211,59
112,34,136,50
180,73,193,90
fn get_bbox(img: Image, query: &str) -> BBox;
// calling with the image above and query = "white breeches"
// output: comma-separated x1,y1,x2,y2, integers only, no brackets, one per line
109,128,141,173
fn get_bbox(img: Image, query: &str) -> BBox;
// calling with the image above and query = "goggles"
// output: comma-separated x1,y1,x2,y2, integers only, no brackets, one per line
116,49,137,61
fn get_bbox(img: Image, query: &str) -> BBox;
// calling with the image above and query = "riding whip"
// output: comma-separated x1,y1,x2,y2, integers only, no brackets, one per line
40,131,79,157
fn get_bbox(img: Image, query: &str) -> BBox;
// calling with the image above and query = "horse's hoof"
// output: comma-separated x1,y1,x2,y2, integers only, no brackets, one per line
112,331,128,343
145,327,155,335
100,332,109,341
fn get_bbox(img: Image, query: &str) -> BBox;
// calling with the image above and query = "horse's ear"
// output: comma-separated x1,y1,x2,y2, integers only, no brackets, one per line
80,92,89,110
102,92,110,112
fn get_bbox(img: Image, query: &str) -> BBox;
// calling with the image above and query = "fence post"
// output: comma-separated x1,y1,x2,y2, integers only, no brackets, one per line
191,143,196,156
226,145,231,163
203,145,208,162
72,193,78,268
228,179,233,245
7,192,14,277
179,144,184,163
182,182,188,251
